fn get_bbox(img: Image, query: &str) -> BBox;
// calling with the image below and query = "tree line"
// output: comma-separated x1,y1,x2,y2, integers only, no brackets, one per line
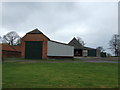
0,31,120,56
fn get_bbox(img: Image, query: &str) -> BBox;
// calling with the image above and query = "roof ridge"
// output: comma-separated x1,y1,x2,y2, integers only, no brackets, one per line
27,28,43,34
50,40,73,46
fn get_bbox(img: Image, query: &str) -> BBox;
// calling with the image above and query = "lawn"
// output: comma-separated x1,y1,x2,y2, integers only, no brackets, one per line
2,61,118,88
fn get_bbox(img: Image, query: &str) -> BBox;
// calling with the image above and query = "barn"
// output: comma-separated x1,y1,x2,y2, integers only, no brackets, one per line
2,28,102,59
20,29,49,59
12,28,74,59
68,37,101,57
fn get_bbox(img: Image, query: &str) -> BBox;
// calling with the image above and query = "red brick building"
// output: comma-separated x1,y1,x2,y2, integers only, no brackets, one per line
2,44,21,58
2,29,49,59
2,28,74,59
21,29,49,59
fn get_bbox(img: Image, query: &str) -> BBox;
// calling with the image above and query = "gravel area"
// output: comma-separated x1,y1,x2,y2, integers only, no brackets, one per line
3,57,119,63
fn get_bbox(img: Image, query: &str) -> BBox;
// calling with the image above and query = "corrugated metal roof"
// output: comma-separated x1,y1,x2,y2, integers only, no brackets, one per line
50,40,73,47
27,28,43,34
83,46,95,50
68,37,95,50
68,37,84,49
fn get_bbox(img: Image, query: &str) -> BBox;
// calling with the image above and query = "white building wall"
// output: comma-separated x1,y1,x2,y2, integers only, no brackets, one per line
83,50,88,56
47,41,74,56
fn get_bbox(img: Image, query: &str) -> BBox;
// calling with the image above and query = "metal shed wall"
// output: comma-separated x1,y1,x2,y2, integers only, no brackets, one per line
47,41,74,56
88,49,97,57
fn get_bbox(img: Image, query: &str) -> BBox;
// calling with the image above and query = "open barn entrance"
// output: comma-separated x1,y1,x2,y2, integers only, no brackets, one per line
74,49,82,56
25,41,43,59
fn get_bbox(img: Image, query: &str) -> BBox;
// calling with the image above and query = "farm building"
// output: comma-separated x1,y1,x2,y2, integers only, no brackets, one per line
2,29,74,59
2,28,103,59
68,37,101,57
1,44,21,58
47,40,74,59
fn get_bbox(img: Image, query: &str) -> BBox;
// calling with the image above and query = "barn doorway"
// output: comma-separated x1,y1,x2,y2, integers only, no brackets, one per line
74,49,82,56
25,41,43,59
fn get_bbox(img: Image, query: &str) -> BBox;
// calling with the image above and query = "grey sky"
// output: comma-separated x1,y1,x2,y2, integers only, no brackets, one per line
1,2,118,54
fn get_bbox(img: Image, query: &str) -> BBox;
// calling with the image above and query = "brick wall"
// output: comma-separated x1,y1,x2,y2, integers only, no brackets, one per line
21,34,48,59
2,50,21,58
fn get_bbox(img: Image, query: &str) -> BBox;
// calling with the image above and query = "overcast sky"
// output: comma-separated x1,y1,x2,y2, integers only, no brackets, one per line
1,2,118,54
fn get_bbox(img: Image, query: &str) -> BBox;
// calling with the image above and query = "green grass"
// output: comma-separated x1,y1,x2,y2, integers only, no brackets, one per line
2,62,118,88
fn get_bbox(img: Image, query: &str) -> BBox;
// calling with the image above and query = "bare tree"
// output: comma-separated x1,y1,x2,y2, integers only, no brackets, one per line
16,37,21,45
2,31,21,45
109,34,120,56
77,37,86,46
96,46,105,52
